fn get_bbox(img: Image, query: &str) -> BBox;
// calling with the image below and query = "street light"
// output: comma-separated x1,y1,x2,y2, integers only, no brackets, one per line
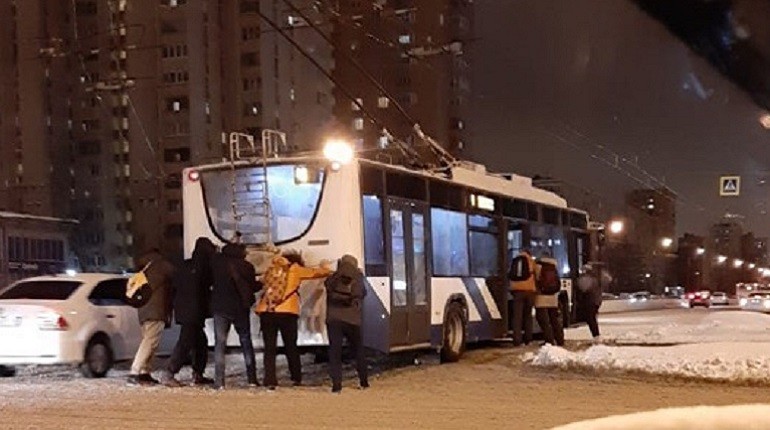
734,259,744,268
716,255,727,264
609,220,624,235
749,263,756,269
661,237,673,248
696,247,705,256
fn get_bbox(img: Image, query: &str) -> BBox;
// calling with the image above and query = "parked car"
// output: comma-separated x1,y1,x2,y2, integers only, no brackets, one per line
739,292,770,312
685,290,712,308
628,291,651,303
710,292,729,306
0,273,177,378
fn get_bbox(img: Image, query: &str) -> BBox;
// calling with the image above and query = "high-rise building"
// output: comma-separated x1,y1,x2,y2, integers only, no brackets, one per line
709,215,744,258
1,0,337,270
624,188,677,256
331,0,473,154
0,0,73,219
623,188,677,292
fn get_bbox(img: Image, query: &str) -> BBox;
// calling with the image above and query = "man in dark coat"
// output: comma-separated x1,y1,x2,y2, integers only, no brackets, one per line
159,238,216,387
128,248,176,386
577,264,607,341
210,243,260,389
324,254,368,393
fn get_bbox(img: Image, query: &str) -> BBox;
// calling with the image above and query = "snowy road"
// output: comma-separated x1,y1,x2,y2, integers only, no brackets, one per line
3,307,770,429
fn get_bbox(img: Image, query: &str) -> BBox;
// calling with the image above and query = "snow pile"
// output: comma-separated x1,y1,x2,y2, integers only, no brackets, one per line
528,343,770,383
552,404,770,430
566,310,770,345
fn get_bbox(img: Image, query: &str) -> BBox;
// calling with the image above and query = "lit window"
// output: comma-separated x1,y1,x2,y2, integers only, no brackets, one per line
378,96,389,108
378,136,389,148
353,117,364,131
172,101,181,112
352,98,362,111
399,34,411,44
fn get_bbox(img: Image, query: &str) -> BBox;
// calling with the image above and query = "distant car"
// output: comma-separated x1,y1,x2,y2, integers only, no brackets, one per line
685,290,712,308
602,292,618,300
739,292,770,312
628,291,651,303
0,273,176,378
710,292,729,306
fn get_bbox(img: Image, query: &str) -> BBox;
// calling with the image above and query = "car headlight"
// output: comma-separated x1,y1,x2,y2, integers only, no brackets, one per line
763,300,770,309
740,298,748,306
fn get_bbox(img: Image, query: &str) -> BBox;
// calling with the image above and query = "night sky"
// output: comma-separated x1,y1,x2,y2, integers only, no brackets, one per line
468,0,770,238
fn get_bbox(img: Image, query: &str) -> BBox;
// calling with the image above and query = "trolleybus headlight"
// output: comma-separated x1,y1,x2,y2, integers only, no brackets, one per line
323,139,354,167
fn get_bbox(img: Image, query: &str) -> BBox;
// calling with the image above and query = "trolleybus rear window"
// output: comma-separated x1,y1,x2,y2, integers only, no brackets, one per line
200,164,325,244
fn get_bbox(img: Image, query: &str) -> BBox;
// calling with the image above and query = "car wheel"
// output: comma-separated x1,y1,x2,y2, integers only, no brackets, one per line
80,337,113,378
440,302,466,363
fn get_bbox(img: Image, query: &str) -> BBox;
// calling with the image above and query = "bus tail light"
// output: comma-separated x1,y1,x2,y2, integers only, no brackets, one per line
187,170,200,182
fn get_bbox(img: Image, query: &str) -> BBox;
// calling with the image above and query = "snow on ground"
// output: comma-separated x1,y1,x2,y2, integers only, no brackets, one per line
528,343,770,383
531,309,770,383
552,404,770,430
566,309,770,345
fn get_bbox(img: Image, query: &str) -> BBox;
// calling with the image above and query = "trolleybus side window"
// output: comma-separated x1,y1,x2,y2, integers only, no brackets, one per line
527,203,541,222
362,195,387,276
429,180,465,211
543,207,561,226
390,209,408,306
530,223,570,275
430,208,469,276
412,213,428,305
468,214,499,277
386,171,427,201
503,199,527,219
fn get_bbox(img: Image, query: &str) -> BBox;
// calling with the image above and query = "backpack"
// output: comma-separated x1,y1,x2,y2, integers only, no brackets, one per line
262,263,290,312
508,255,531,282
537,261,561,295
125,263,153,308
327,274,355,307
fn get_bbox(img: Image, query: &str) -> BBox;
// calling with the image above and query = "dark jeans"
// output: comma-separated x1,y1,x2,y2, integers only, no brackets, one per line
260,313,301,387
511,291,535,346
167,323,208,375
535,307,564,346
583,302,601,338
214,312,256,388
327,320,368,390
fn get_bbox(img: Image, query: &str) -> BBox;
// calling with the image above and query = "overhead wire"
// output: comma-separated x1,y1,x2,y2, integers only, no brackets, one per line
255,3,424,163
280,0,456,166
66,0,163,180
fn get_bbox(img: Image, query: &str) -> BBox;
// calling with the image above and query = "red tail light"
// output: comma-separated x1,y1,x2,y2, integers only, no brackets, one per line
37,312,69,331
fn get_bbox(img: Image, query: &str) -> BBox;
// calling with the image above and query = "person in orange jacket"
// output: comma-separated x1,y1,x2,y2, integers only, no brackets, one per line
256,251,331,389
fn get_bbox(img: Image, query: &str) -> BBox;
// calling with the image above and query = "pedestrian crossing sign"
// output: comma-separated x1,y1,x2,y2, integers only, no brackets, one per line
719,176,740,196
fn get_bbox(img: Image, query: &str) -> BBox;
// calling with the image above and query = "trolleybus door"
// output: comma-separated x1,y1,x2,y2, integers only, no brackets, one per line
387,199,430,347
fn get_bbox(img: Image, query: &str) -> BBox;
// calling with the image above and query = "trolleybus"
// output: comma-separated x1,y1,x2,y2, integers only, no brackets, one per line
182,143,592,361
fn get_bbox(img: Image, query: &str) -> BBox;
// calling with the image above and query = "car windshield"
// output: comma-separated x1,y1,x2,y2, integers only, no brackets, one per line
749,293,769,298
0,280,82,301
